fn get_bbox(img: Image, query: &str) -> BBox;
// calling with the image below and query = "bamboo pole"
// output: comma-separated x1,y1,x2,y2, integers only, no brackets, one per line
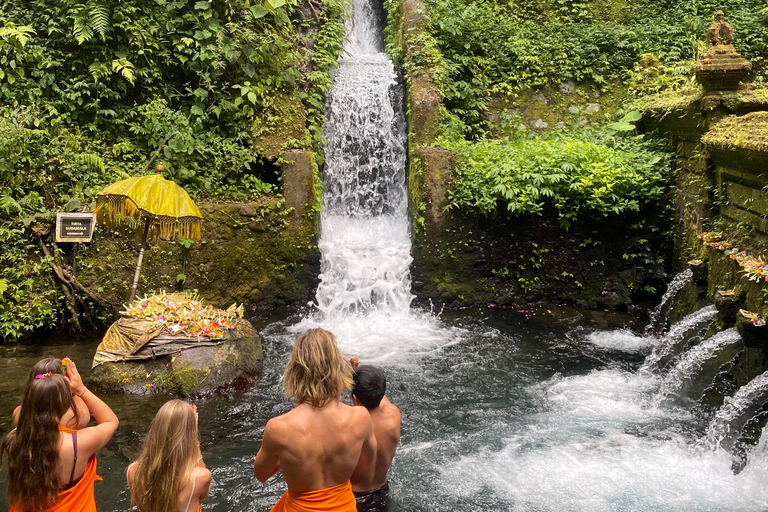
129,218,152,302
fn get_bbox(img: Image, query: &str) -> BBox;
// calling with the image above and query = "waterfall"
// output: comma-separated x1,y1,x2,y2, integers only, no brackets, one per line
704,370,768,452
656,328,743,404
645,268,693,334
641,305,718,372
315,0,411,319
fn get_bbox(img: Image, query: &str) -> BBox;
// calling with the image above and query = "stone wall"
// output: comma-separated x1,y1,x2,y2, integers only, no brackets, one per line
643,86,768,381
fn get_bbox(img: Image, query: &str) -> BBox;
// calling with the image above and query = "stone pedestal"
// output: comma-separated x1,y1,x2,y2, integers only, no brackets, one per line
692,11,751,93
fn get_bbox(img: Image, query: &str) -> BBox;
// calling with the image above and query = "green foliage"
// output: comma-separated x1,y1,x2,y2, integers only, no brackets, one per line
421,0,768,133
0,0,349,341
439,117,672,226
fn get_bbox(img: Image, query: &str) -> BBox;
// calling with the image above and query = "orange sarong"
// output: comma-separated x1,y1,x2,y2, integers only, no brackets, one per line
270,481,357,512
9,426,101,512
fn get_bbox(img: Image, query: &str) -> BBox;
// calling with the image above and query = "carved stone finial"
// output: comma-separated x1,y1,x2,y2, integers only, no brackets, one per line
693,10,751,93
706,10,734,46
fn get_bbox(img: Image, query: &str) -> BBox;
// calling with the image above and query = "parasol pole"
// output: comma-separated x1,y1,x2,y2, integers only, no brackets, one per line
129,218,152,302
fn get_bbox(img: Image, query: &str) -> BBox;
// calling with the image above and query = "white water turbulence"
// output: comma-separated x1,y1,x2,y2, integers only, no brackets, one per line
646,268,693,333
583,329,655,352
642,305,718,371
705,370,768,452
658,328,743,404
438,367,768,512
295,0,466,366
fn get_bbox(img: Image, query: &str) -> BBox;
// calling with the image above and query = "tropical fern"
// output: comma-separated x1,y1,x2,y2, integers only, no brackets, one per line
72,2,111,44
72,6,94,44
88,61,110,82
89,3,111,41
0,23,36,48
111,58,135,84
0,193,22,214
74,152,106,172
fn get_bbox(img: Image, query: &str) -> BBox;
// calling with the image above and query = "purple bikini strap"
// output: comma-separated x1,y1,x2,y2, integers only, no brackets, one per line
69,431,78,486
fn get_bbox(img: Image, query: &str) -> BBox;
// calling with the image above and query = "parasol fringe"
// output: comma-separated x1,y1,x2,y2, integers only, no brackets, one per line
95,195,201,241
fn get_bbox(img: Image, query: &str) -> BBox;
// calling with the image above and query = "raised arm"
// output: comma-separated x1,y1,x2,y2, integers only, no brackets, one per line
65,361,118,456
357,408,377,467
253,419,282,482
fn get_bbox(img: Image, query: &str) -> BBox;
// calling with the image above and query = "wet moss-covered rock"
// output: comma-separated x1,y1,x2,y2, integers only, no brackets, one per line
89,318,263,396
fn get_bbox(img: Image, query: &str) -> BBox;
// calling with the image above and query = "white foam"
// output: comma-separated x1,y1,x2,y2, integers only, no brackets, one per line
438,367,768,511
583,329,654,352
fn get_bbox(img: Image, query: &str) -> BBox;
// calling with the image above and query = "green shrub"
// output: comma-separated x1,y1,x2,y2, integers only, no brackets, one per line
422,0,768,133
439,118,672,228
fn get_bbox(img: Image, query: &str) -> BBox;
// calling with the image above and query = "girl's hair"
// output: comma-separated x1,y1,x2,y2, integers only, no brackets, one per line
282,328,353,407
132,400,200,512
28,357,64,381
1,373,75,511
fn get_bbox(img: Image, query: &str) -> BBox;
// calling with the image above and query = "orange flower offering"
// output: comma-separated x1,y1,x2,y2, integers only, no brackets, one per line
61,357,71,373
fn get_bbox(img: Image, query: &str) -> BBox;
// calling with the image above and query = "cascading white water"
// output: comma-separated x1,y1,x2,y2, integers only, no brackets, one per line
646,268,693,334
657,328,742,403
314,0,411,320
705,370,768,452
641,304,718,371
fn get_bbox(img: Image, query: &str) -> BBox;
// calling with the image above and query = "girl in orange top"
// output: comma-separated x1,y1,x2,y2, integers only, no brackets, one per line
2,361,119,512
127,400,211,512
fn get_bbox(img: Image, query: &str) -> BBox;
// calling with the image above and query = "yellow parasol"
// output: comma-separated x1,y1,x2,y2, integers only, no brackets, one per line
93,169,202,302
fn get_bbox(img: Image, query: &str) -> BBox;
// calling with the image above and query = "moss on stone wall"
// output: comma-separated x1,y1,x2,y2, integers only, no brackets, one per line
635,85,704,114
76,196,319,314
488,80,629,132
252,92,312,160
411,205,670,309
702,111,768,153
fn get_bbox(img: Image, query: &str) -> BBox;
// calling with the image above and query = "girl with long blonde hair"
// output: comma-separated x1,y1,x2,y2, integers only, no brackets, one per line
127,400,211,512
1,360,118,512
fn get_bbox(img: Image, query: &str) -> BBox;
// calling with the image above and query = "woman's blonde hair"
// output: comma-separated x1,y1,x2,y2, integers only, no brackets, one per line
131,400,200,512
282,328,353,407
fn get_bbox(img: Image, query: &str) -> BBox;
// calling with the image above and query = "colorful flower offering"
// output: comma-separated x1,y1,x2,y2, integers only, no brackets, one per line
739,309,766,327
698,232,767,283
121,292,244,340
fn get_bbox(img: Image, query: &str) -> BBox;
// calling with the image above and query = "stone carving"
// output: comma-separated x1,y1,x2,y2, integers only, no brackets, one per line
693,10,751,92
706,10,734,47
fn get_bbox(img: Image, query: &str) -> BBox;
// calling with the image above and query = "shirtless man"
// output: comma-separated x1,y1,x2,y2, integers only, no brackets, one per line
349,365,401,512
254,328,377,512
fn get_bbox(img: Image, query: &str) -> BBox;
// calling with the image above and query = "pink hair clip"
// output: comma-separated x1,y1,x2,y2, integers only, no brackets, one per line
34,371,53,380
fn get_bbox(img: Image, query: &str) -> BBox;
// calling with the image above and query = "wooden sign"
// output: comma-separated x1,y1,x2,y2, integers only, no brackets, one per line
55,213,96,243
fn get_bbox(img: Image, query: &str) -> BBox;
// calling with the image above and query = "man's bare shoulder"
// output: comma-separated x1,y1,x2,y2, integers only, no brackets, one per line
380,398,401,421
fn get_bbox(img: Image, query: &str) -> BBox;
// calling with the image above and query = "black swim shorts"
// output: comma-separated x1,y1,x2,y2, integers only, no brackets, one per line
353,481,389,512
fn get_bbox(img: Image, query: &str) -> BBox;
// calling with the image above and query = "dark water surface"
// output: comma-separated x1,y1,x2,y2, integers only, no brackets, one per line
1,306,766,511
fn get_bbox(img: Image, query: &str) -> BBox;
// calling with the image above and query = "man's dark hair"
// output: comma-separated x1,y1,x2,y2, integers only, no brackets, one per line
352,365,386,410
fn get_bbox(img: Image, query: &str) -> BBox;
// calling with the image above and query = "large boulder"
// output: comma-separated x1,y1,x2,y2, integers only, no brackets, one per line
89,293,263,395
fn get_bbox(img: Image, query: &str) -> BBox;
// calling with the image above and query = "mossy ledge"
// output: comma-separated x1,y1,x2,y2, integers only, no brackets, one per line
76,194,319,314
702,111,768,153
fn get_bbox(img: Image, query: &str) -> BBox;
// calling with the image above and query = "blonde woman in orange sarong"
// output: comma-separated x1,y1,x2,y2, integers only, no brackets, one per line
127,400,211,512
254,328,377,512
2,361,118,512
13,358,90,430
